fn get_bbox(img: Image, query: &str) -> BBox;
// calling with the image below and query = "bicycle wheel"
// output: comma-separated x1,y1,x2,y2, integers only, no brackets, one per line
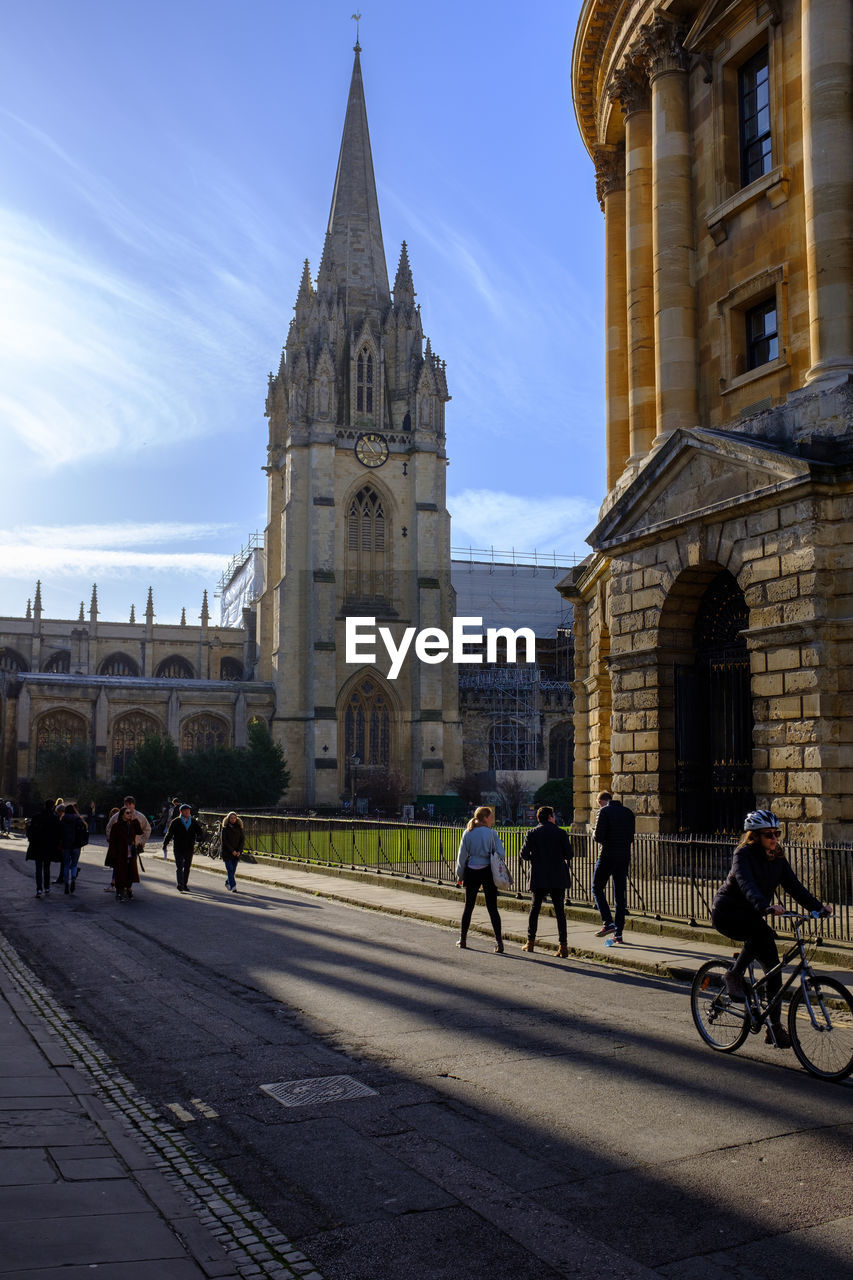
788,976,853,1081
691,960,750,1052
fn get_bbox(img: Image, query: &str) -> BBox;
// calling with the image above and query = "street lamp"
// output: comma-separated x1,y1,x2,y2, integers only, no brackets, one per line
350,755,360,816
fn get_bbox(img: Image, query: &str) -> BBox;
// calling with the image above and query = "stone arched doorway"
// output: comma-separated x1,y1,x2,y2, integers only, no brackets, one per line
667,568,754,833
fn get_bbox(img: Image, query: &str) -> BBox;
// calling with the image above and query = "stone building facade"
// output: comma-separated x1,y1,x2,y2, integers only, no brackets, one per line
565,0,853,840
0,584,273,791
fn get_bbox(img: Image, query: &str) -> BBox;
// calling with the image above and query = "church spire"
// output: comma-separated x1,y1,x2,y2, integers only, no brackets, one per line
326,44,390,315
393,240,416,311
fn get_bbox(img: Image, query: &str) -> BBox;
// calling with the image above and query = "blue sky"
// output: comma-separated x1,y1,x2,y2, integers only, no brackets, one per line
0,0,603,625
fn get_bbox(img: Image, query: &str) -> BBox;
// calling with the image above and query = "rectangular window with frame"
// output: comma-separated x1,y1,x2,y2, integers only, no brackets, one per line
745,298,778,370
739,47,772,187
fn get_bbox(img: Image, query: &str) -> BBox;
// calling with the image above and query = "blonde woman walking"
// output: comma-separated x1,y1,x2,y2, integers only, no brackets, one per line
454,806,504,953
221,812,245,892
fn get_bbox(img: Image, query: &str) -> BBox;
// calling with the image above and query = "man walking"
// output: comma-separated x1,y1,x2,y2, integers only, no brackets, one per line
592,790,635,946
163,803,205,893
519,805,573,958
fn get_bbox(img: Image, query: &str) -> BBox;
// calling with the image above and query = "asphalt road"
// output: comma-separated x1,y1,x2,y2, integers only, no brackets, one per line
3,844,852,1280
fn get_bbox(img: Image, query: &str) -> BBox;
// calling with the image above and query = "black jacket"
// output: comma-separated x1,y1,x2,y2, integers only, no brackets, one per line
59,811,88,850
221,822,245,857
519,820,573,890
713,843,821,918
26,810,62,860
163,815,205,855
594,800,635,855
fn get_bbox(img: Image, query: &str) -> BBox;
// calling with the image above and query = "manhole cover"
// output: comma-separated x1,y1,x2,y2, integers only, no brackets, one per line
260,1075,377,1107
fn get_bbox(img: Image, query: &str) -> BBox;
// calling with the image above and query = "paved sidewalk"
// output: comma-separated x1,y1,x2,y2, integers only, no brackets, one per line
0,958,246,1279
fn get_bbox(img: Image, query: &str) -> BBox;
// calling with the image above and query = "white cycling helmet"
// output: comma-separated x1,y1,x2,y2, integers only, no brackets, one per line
744,809,778,831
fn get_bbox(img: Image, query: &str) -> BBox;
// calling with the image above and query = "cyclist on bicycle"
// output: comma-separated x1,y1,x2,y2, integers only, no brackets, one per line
712,810,832,1048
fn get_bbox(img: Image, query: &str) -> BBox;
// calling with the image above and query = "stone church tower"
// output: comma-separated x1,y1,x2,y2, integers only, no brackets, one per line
257,43,462,807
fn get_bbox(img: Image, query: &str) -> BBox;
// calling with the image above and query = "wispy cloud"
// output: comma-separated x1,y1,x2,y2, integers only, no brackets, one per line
0,115,299,470
0,522,236,580
447,489,598,557
14,522,236,550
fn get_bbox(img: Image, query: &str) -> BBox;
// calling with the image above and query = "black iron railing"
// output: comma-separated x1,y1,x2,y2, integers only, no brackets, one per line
199,813,853,945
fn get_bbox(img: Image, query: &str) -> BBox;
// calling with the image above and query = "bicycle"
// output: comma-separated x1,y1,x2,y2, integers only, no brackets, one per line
690,911,853,1081
196,828,222,860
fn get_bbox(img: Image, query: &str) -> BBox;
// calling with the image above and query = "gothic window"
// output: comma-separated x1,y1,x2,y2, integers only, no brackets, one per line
343,678,391,768
356,347,374,416
219,657,244,681
43,651,71,674
489,718,534,771
36,709,87,766
155,655,195,679
345,485,388,601
0,648,29,673
548,722,573,780
111,711,161,777
739,46,771,186
99,652,140,677
181,713,229,753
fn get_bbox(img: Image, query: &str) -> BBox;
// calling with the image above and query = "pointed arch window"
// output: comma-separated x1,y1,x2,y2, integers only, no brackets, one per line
181,714,229,753
343,678,391,768
111,711,161,777
36,709,87,767
356,347,374,416
346,486,388,602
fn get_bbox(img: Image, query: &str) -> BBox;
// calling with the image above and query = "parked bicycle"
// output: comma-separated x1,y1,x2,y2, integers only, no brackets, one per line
196,827,222,860
691,911,853,1081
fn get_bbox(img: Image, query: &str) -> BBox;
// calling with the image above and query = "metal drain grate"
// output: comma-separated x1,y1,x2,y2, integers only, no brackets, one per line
260,1075,377,1108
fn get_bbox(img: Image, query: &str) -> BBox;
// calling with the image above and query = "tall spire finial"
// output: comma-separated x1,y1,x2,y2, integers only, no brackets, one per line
351,11,362,52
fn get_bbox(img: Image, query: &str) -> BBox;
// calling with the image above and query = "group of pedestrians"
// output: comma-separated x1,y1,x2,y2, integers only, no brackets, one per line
454,794,832,1056
25,799,89,896
25,795,245,903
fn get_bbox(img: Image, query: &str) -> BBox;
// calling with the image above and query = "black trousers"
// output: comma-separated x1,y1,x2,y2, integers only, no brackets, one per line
174,848,194,889
460,866,502,941
528,888,567,944
713,903,783,1019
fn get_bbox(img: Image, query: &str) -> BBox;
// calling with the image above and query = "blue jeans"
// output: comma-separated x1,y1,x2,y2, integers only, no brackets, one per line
592,852,630,936
223,855,238,889
63,848,81,885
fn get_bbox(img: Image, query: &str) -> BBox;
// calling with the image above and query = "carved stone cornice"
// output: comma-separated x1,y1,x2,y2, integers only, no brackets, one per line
593,143,626,209
631,13,690,81
608,63,651,117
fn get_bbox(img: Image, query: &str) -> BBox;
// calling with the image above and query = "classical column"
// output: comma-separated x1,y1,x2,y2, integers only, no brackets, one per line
634,16,698,438
610,65,656,461
594,144,629,489
802,0,853,385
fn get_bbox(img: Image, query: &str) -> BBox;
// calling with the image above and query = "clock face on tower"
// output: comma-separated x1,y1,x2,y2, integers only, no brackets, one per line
354,432,389,468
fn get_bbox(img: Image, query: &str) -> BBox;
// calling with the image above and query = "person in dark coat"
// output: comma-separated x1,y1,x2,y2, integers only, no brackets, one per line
592,790,635,945
26,799,62,897
163,803,206,893
712,809,831,1049
106,806,144,902
220,811,245,892
59,802,89,895
519,806,573,957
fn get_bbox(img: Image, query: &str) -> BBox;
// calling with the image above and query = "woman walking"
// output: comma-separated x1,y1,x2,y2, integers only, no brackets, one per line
26,799,61,897
454,806,504,953
106,804,144,903
221,811,245,892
